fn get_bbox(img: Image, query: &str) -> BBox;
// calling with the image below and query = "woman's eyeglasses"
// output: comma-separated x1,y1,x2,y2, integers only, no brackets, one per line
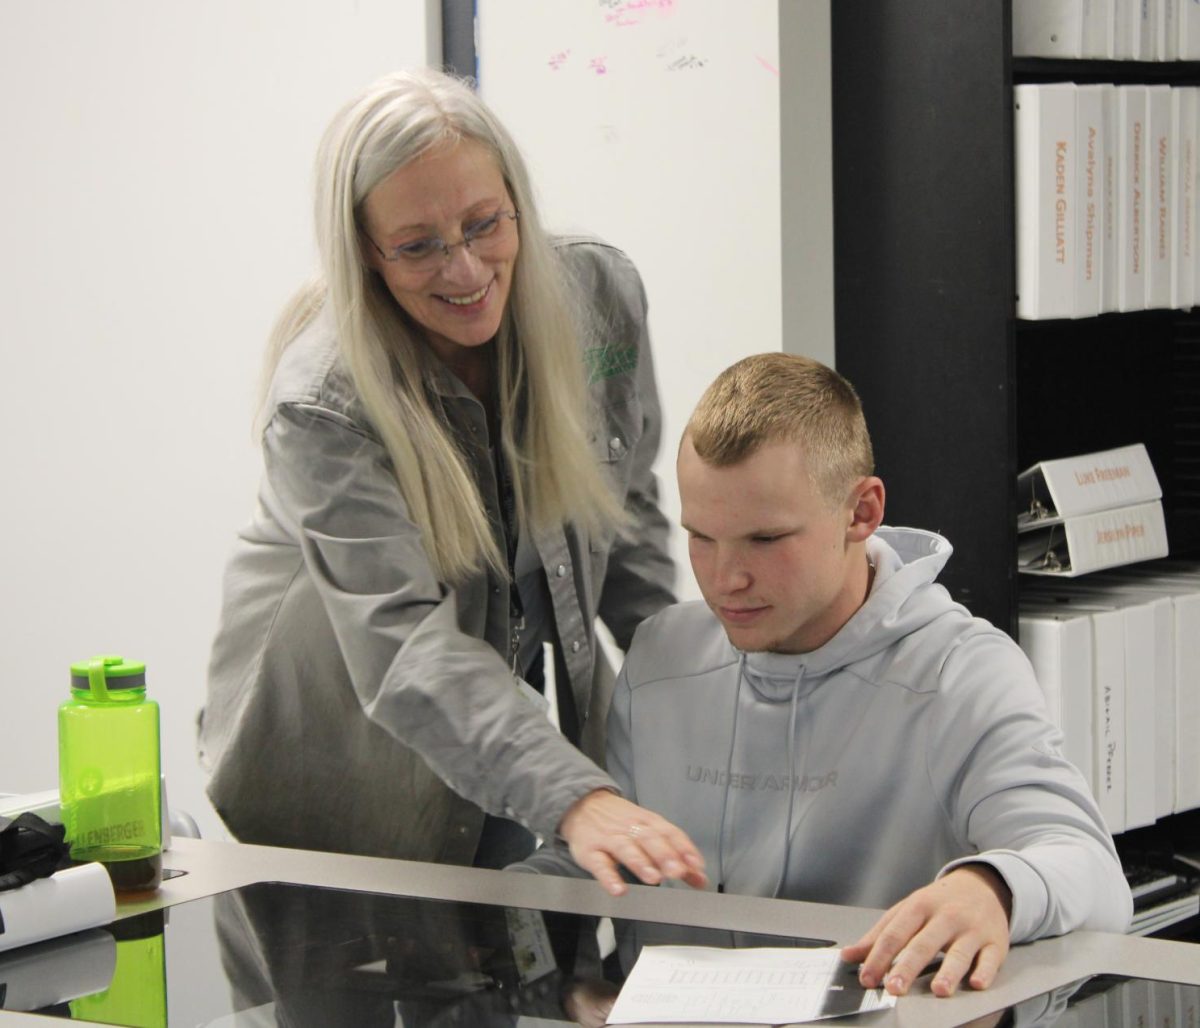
366,209,520,272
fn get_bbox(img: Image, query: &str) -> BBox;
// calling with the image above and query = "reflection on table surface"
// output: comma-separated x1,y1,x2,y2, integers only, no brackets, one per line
2,879,1195,1027
0,880,832,1027
958,972,1200,1028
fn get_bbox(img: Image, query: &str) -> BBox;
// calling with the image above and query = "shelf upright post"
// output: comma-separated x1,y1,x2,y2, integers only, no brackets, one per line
831,0,1020,635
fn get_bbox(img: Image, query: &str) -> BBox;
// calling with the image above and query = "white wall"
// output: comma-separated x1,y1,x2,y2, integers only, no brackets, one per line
0,2,436,839
0,0,831,840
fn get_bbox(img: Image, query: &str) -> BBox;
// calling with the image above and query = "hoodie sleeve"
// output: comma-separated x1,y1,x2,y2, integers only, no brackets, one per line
926,628,1132,944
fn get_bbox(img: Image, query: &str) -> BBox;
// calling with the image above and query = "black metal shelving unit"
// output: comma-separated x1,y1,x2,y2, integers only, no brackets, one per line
831,4,1200,637
830,1,1199,940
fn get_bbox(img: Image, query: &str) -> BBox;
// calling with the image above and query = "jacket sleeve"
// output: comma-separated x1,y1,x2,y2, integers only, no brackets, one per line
262,401,615,843
928,630,1133,943
593,256,677,650
507,664,639,878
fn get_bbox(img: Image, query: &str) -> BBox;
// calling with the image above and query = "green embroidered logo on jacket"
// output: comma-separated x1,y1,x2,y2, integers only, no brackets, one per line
583,345,638,383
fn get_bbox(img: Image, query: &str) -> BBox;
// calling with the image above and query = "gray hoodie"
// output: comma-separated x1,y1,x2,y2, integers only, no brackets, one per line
521,526,1132,944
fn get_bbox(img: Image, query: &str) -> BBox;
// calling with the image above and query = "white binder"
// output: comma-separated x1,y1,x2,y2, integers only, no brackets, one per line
1102,561,1200,811
1182,0,1200,57
1024,585,1161,830
1117,85,1149,312
1016,83,1077,320
1146,85,1172,312
1072,579,1177,819
1161,0,1180,58
1171,87,1197,312
1018,500,1170,577
1102,84,1119,313
1018,606,1096,794
1018,444,1167,576
1114,0,1144,57
1082,0,1117,57
1013,0,1084,56
1076,85,1105,319
1017,443,1162,528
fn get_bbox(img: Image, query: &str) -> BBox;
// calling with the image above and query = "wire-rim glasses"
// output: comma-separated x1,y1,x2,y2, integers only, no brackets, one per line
365,209,520,272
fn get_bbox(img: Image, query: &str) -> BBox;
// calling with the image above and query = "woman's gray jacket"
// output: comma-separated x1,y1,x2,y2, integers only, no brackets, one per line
198,238,675,863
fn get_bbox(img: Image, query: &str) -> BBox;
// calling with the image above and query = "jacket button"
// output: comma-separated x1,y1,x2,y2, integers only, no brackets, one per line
571,640,582,653
555,563,567,577
609,436,623,453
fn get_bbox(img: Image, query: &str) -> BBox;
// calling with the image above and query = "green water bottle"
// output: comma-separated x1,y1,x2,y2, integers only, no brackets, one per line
58,655,162,892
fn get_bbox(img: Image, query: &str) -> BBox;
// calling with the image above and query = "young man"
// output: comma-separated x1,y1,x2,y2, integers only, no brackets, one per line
525,353,1131,999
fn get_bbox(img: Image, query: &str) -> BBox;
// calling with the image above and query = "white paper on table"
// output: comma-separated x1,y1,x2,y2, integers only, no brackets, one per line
606,946,896,1025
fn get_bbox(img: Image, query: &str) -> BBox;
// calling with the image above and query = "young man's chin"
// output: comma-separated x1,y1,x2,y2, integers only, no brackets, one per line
719,621,778,654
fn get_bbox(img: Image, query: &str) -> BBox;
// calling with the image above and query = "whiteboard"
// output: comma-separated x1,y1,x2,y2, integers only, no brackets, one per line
0,1,434,838
477,0,783,602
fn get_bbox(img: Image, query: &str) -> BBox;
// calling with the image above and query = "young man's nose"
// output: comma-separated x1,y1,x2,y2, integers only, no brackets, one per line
713,548,752,592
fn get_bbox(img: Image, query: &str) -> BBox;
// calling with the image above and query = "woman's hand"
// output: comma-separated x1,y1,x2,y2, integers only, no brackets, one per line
557,789,708,895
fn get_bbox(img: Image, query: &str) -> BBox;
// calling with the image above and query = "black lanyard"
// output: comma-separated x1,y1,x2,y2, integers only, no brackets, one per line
492,429,525,675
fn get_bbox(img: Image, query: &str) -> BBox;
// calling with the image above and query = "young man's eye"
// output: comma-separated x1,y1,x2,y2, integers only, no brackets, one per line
752,534,784,544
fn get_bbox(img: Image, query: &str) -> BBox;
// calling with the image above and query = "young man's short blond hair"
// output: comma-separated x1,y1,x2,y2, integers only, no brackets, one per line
686,353,875,507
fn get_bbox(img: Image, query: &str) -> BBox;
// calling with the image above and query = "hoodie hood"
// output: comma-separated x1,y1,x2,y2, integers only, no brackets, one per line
741,526,955,701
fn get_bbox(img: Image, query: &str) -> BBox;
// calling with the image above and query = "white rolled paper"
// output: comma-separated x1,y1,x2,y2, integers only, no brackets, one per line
0,863,116,955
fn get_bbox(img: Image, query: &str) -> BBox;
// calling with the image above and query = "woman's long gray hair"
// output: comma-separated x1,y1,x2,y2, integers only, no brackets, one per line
261,68,625,583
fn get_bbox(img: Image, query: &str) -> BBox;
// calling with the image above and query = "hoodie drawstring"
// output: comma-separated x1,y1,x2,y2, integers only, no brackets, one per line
773,665,805,898
715,653,746,893
716,657,809,897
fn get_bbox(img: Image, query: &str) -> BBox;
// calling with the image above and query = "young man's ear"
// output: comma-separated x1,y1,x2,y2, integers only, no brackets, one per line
846,476,885,543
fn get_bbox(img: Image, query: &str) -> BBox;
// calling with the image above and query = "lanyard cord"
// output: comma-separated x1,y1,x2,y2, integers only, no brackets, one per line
492,431,525,676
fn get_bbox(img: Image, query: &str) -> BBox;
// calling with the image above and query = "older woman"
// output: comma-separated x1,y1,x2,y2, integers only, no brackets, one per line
198,68,705,894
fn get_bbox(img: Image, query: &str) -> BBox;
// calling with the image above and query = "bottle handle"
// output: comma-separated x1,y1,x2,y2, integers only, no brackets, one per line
86,657,110,701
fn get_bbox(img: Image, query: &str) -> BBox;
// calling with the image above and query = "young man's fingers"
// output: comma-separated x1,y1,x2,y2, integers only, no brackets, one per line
875,919,948,996
854,907,927,989
967,942,1007,991
839,930,878,966
929,939,981,997
841,911,897,984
